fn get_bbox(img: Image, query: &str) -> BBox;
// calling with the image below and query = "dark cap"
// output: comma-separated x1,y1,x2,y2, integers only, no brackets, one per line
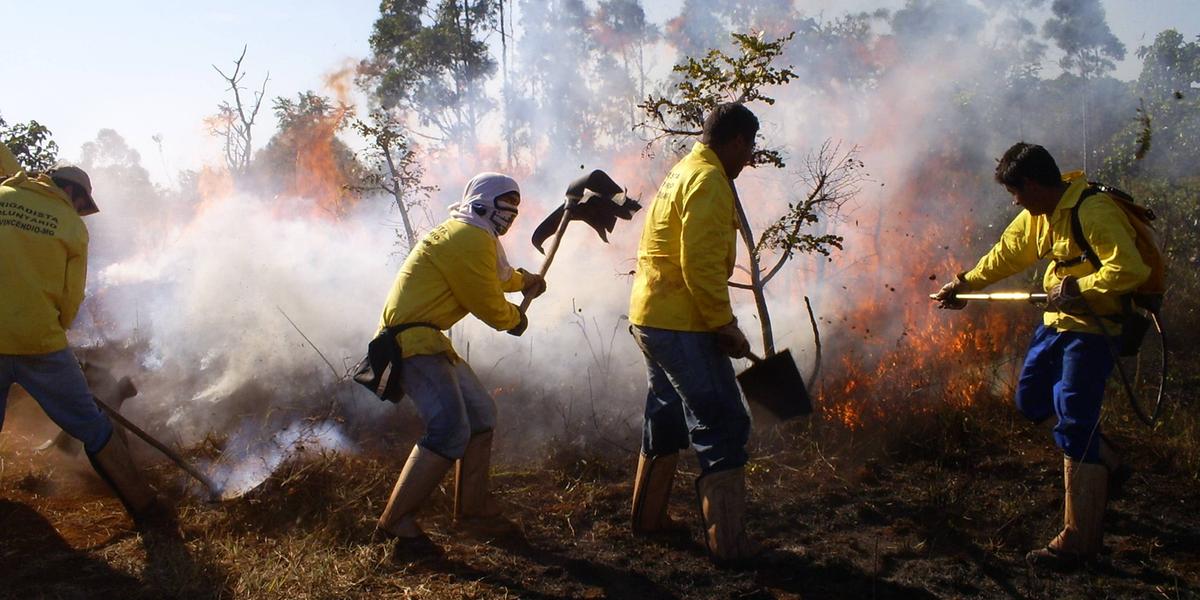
49,165,99,216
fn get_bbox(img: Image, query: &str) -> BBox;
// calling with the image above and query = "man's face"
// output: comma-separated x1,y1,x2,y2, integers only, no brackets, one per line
1005,179,1058,216
491,191,520,235
726,132,756,180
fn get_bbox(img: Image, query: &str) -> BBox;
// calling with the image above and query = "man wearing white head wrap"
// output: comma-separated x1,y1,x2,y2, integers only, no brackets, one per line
374,172,546,553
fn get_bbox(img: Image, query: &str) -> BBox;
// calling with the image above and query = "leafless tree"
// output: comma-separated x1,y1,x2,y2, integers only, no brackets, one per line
210,46,269,179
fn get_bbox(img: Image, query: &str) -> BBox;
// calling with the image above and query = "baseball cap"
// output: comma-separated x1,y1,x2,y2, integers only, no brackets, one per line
49,165,99,216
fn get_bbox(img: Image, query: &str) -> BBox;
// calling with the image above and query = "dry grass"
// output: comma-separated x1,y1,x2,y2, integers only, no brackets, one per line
3,382,1199,599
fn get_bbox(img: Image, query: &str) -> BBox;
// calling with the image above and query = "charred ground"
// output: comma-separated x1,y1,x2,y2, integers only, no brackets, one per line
2,376,1198,600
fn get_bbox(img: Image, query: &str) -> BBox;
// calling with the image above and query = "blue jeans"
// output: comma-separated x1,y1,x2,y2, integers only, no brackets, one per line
402,353,497,459
631,325,750,474
1,349,114,454
1015,325,1114,463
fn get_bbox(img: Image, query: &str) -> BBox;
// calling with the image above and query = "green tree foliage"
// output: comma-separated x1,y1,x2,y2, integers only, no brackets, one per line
361,0,496,146
0,114,59,173
1094,30,1200,335
1043,0,1125,79
640,32,865,357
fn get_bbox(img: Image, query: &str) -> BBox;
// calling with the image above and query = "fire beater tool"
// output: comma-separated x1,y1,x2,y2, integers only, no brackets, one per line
927,292,1048,302
736,350,812,420
523,169,641,311
94,396,224,502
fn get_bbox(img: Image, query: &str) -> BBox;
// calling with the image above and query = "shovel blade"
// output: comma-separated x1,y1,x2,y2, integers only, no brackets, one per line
736,349,811,420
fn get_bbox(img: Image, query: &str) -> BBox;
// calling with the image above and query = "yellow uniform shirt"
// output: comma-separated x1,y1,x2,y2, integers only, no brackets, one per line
379,219,526,358
963,172,1150,333
629,142,738,331
0,142,19,177
0,172,89,354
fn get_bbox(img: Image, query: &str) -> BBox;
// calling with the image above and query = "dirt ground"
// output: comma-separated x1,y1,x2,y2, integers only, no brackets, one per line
2,384,1198,599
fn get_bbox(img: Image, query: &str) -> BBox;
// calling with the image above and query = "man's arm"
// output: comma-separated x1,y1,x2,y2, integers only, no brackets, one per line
59,232,88,329
961,211,1040,290
679,174,736,330
1074,196,1150,298
439,233,523,332
500,268,525,293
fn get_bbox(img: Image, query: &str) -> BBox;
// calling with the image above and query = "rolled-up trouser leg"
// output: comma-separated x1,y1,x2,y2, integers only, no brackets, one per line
6,349,114,453
1052,333,1113,464
402,354,474,459
444,360,502,520
631,326,749,474
1015,325,1061,425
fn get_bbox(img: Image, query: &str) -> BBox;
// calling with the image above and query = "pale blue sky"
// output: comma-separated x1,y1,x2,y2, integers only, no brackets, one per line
4,0,1197,184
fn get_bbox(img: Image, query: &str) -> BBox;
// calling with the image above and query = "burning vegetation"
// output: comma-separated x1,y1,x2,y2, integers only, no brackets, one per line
3,0,1200,598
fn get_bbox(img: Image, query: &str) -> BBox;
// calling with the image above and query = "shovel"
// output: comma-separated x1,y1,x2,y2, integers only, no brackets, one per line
522,169,641,311
736,349,812,420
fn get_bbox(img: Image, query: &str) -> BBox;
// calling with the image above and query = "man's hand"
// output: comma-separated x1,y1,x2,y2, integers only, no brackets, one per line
507,312,529,337
1046,276,1087,314
715,320,751,359
933,274,971,310
519,269,547,300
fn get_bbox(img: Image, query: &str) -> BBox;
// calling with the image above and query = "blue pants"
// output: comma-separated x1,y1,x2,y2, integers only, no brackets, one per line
631,325,750,474
1,349,114,454
401,353,496,459
1015,325,1114,463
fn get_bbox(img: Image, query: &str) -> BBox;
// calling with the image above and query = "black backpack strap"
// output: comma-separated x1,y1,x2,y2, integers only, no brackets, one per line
1064,187,1103,272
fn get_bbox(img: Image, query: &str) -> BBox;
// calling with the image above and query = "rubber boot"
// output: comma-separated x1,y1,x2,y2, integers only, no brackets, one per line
377,445,453,540
453,430,503,521
631,452,685,535
696,467,760,566
87,432,173,530
1026,456,1108,570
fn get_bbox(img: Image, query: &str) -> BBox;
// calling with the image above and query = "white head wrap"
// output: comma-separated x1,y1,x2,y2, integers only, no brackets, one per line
448,172,521,278
449,172,520,237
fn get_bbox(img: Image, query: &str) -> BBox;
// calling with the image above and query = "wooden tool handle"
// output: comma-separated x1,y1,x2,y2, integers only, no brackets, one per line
518,207,572,312
95,397,223,500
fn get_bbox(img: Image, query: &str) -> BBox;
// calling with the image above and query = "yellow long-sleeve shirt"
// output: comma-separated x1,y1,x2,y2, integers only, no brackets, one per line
629,142,737,331
379,219,526,358
0,172,89,354
962,171,1150,334
0,142,19,177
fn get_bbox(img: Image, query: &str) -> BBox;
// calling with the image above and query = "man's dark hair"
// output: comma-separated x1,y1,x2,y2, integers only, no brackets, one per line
994,142,1062,189
701,103,759,147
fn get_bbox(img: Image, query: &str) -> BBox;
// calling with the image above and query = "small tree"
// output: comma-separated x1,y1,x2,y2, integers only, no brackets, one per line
210,46,269,180
352,109,438,250
1043,0,1126,171
639,32,866,359
0,114,59,172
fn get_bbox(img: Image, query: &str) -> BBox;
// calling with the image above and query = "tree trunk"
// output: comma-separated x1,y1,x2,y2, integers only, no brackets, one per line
381,138,417,250
731,184,775,356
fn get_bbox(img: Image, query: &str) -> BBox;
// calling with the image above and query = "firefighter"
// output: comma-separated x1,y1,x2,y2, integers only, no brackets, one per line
934,142,1150,569
373,172,546,550
0,152,169,529
627,103,759,564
